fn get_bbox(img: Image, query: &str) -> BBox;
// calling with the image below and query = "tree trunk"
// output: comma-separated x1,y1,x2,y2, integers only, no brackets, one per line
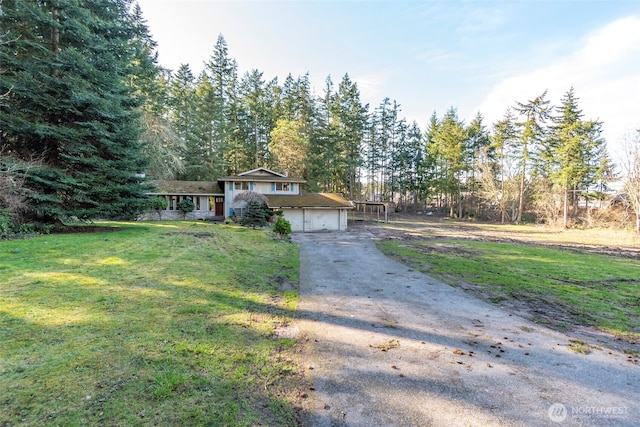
563,187,569,228
457,178,463,219
500,148,506,224
517,170,525,223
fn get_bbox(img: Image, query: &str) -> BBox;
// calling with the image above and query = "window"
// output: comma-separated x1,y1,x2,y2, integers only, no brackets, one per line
234,181,249,190
275,182,290,191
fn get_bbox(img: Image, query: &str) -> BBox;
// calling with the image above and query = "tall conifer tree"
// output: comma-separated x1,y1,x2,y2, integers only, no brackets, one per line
513,91,551,222
0,0,150,222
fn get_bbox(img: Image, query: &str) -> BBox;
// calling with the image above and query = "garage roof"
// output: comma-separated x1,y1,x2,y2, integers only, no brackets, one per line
266,193,353,209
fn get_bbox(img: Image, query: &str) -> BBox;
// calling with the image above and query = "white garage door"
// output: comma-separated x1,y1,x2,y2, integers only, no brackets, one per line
283,209,304,232
307,210,340,231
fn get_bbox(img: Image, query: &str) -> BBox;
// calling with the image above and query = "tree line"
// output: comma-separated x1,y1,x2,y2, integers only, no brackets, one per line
1,1,636,233
147,35,618,227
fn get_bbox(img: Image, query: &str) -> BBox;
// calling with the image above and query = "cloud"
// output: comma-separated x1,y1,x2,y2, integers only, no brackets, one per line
353,72,388,105
477,15,640,156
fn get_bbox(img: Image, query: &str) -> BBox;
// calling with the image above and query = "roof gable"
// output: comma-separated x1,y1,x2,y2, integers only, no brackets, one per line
238,167,286,178
218,168,305,183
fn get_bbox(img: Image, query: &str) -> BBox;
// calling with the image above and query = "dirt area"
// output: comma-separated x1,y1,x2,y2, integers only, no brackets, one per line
358,216,640,353
293,221,640,426
364,214,640,260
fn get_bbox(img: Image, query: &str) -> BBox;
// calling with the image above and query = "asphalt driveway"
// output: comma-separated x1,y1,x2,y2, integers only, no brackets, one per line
293,227,639,427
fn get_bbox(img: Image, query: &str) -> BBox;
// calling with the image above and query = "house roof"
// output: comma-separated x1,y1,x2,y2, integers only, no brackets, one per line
266,193,354,209
218,167,306,183
147,180,223,195
239,167,286,177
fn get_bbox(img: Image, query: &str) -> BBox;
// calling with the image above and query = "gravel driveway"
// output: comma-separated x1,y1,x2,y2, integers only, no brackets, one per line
293,227,639,427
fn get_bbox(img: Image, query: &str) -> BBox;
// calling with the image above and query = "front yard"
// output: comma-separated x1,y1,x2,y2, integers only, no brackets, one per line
0,221,305,426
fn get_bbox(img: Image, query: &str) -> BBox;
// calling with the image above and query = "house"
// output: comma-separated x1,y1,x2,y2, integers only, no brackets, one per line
141,168,353,231
140,181,224,220
218,168,353,232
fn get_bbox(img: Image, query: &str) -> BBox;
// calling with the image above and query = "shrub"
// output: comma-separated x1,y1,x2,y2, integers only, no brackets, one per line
0,209,15,239
239,201,273,228
273,216,292,239
177,198,195,219
149,197,168,219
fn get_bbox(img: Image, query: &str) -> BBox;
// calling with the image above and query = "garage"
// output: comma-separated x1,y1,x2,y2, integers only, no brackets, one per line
267,194,353,232
282,209,305,232
308,209,341,231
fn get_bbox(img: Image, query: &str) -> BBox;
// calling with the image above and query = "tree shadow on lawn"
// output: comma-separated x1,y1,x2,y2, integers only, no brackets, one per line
2,257,638,426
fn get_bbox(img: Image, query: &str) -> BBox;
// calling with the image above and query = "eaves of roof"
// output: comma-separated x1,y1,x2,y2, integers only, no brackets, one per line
266,193,354,209
146,180,223,195
217,175,306,183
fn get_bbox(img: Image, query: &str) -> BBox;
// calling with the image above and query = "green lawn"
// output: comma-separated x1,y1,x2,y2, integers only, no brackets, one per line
0,221,303,426
378,236,640,337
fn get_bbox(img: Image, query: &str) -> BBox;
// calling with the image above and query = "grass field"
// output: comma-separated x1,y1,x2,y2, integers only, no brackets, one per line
375,218,640,339
0,221,303,426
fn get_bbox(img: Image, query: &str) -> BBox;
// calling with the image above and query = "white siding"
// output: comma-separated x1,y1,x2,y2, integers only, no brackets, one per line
283,209,304,232
252,182,272,194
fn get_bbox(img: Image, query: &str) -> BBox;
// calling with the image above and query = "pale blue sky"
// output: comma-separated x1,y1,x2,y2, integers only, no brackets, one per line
136,0,640,159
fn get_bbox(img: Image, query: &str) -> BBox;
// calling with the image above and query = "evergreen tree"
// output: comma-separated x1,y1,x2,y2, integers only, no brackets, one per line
592,151,618,209
275,73,315,180
513,91,551,222
405,121,427,210
189,72,223,179
367,98,400,201
429,108,468,218
204,34,238,172
330,74,367,198
423,112,441,209
165,64,215,179
549,88,605,226
307,76,336,192
239,69,271,168
465,113,490,215
0,0,151,223
389,118,412,209
168,64,197,140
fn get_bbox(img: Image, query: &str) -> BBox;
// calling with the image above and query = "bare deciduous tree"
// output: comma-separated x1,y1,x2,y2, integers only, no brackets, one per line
0,148,39,221
621,130,640,233
233,191,267,204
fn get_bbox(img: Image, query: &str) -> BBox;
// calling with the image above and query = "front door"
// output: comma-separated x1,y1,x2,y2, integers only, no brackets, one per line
214,197,224,216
